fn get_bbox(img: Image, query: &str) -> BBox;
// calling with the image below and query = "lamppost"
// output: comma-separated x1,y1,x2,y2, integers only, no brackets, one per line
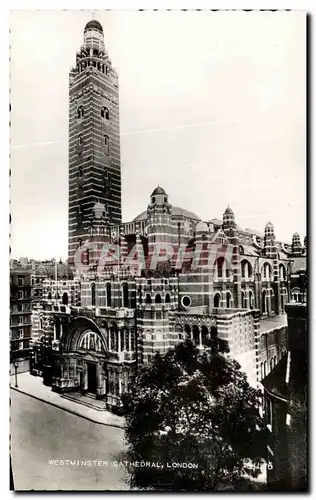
13,359,19,388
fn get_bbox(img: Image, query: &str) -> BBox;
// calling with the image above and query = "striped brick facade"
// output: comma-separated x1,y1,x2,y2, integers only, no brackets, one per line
68,21,121,270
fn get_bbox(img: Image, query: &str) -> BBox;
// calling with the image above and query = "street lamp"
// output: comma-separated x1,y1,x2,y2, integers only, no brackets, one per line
13,359,19,388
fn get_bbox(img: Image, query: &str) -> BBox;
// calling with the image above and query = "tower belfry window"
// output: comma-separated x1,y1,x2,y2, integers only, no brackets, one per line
104,135,109,155
77,106,84,119
101,107,110,120
77,135,83,155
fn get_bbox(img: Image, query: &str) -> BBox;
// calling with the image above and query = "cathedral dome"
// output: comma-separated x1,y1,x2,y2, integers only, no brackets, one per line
151,186,167,196
84,20,103,33
265,221,274,229
133,206,200,222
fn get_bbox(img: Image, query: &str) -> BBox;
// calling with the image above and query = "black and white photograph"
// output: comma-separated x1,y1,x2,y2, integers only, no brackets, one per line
9,9,307,491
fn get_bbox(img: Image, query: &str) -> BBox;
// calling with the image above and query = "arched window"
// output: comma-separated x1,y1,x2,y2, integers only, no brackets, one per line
249,290,254,309
97,62,101,71
226,292,232,309
214,293,221,308
260,362,264,380
184,324,191,339
155,294,162,304
175,324,183,340
165,293,171,303
145,294,151,304
62,292,68,306
79,331,104,352
270,358,273,371
241,291,245,308
264,361,267,377
279,264,286,281
91,283,96,307
262,290,267,313
201,325,208,345
241,260,252,279
104,135,109,154
122,283,128,308
47,292,52,300
110,323,118,352
262,263,272,281
101,106,110,120
106,283,112,307
77,135,83,155
77,106,84,119
215,257,224,278
192,325,200,345
55,319,61,341
40,318,43,330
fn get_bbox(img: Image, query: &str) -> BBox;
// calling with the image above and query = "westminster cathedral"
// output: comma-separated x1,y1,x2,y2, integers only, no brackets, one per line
31,20,306,414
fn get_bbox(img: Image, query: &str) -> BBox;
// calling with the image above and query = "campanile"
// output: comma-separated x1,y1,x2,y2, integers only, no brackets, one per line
68,20,121,268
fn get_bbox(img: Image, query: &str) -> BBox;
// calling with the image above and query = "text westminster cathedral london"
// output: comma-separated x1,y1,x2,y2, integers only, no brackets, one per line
27,19,306,414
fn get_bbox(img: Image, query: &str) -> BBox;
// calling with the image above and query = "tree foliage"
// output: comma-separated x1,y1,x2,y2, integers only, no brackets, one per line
122,330,270,491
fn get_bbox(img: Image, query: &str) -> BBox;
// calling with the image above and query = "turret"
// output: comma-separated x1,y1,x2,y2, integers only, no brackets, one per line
292,232,302,257
264,221,277,259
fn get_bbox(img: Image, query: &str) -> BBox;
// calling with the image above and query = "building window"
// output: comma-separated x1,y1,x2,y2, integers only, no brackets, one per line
18,277,23,286
213,293,220,308
101,106,109,120
106,283,112,307
91,283,96,307
145,294,151,304
226,292,231,308
77,106,84,119
165,293,171,303
130,331,135,351
19,316,23,325
77,135,83,155
122,283,129,308
182,295,191,308
155,294,162,304
62,292,69,306
18,290,24,299
104,135,109,155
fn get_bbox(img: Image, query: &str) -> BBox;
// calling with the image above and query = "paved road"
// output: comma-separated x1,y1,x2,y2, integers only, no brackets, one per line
10,390,129,491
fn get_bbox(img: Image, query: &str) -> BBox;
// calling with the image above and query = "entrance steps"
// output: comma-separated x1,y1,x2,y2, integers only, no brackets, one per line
61,391,107,411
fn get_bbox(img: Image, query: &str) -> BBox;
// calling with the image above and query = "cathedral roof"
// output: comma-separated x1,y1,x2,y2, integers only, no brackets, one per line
84,20,103,33
133,206,201,222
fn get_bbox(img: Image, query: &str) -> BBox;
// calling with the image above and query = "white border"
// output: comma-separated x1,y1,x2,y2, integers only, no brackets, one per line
2,1,314,498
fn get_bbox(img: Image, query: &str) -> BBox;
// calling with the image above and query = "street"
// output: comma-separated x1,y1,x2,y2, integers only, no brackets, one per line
10,390,129,491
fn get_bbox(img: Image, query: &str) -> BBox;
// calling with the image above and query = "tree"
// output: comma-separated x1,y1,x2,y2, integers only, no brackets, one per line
122,329,270,491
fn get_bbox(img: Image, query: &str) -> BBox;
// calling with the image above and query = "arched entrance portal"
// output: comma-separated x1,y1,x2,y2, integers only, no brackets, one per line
52,317,109,398
53,316,135,413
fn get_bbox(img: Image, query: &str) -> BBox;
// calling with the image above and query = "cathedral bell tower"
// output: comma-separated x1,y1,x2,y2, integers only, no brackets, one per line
68,20,122,271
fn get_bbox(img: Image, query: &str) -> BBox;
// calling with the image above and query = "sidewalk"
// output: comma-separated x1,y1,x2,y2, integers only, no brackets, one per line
10,372,125,429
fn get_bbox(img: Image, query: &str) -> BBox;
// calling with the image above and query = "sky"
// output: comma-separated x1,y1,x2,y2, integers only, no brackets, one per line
10,10,306,260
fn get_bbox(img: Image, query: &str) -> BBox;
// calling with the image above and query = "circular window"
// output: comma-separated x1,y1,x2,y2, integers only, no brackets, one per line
181,295,191,308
